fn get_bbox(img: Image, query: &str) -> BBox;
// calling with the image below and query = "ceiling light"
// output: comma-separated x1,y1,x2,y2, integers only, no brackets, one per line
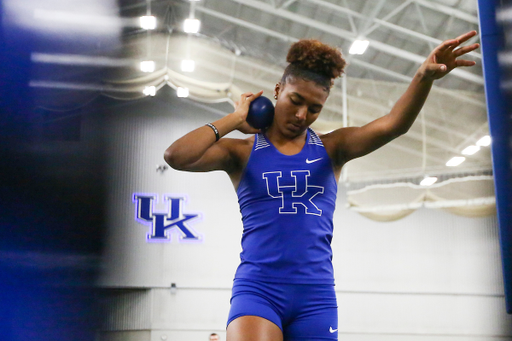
143,86,156,96
446,156,466,167
177,87,189,98
140,60,155,72
420,176,438,186
349,40,369,55
476,135,491,147
183,18,200,33
461,145,480,155
140,16,156,30
181,59,195,72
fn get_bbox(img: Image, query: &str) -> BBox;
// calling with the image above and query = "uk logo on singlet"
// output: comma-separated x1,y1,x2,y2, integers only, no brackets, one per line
262,170,324,216
133,194,202,243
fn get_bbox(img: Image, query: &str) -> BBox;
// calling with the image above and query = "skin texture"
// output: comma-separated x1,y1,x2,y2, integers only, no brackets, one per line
164,31,480,341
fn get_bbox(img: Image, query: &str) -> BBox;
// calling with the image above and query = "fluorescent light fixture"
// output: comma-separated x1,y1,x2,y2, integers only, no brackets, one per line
143,86,156,96
476,135,491,147
140,60,155,72
349,40,369,55
183,18,200,33
461,145,480,155
446,156,466,167
181,59,195,72
420,176,438,186
140,16,156,30
177,87,189,98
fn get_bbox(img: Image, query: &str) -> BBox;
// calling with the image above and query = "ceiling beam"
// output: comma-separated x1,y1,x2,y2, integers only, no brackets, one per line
306,0,481,59
363,0,414,36
195,5,296,42
280,0,297,9
195,4,485,106
226,0,483,84
413,0,479,25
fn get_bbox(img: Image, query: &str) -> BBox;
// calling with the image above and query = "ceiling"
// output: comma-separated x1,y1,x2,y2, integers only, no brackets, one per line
16,0,491,184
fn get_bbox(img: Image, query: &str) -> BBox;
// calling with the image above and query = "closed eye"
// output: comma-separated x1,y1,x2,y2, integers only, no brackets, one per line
308,107,321,114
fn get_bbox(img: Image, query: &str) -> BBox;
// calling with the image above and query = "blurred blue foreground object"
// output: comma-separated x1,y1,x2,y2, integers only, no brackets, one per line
247,96,275,129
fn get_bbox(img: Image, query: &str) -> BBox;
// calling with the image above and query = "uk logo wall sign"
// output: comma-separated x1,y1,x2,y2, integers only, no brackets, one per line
133,193,202,243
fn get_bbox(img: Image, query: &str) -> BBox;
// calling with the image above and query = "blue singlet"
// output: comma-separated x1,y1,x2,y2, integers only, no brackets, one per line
234,128,338,284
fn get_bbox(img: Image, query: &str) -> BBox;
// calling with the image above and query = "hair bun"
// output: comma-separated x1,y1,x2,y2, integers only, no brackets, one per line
286,39,346,80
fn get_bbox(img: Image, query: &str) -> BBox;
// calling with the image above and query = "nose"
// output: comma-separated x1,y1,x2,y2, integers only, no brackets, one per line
296,106,307,121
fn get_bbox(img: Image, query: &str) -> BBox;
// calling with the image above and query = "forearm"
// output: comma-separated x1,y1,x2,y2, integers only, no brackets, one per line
387,70,434,136
164,113,243,169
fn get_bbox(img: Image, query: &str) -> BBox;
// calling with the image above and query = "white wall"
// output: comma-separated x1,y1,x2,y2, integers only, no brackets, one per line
98,95,244,289
95,89,512,341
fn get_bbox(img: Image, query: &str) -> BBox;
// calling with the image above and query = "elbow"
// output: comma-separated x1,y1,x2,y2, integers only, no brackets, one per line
164,146,185,170
390,121,412,138
393,126,409,138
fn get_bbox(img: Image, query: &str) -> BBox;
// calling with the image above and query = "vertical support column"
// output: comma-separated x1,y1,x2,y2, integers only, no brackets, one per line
478,0,512,314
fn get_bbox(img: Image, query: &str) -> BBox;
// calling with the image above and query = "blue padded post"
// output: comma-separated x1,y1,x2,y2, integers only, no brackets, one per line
478,0,512,314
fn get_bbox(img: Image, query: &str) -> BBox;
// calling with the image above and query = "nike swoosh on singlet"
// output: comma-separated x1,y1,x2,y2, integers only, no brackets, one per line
306,157,323,164
329,327,338,333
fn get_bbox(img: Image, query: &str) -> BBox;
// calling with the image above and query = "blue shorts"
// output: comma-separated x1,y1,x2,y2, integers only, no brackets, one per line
227,279,338,340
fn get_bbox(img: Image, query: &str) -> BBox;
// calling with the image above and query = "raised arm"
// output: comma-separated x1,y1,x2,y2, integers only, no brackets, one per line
325,31,480,168
164,91,262,173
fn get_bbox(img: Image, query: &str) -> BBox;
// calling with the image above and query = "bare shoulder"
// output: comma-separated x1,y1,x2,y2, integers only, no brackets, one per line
318,129,344,154
318,127,355,166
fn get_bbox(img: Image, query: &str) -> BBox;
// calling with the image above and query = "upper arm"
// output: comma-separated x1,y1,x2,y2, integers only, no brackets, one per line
323,114,402,167
164,138,241,173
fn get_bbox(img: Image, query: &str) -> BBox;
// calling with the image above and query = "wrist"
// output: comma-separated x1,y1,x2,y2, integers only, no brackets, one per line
228,110,247,127
210,112,246,138
414,67,434,84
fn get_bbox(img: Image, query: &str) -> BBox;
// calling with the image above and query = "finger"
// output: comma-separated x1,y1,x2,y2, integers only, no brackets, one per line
436,38,459,53
453,43,480,57
454,30,478,44
246,90,264,101
455,59,477,67
425,62,447,75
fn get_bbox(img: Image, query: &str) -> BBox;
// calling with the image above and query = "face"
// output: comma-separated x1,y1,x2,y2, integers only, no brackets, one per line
209,336,220,341
273,77,329,139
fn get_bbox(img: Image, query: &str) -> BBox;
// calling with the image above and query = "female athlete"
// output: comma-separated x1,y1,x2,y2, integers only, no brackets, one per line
164,31,480,341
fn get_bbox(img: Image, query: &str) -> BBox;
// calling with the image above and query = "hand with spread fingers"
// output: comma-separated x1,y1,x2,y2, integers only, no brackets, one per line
420,30,480,81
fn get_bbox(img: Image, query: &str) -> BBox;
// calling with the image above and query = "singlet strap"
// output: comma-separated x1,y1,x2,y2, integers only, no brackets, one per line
254,133,271,151
308,128,324,147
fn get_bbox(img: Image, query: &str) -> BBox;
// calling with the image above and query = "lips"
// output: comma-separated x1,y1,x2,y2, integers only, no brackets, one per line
288,122,302,131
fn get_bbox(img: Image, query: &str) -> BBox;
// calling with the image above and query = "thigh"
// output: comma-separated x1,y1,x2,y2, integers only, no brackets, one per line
284,285,338,341
284,306,338,341
227,280,285,341
227,316,283,341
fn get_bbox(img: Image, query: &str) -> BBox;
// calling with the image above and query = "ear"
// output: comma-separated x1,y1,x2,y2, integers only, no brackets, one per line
273,83,281,99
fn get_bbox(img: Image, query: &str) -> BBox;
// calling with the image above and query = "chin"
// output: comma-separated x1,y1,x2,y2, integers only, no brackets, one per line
286,126,307,138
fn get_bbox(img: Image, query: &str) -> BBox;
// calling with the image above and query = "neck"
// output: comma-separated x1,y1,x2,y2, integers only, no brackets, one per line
265,125,308,155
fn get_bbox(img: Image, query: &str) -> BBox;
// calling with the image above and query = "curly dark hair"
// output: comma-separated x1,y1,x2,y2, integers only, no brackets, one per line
281,39,346,91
